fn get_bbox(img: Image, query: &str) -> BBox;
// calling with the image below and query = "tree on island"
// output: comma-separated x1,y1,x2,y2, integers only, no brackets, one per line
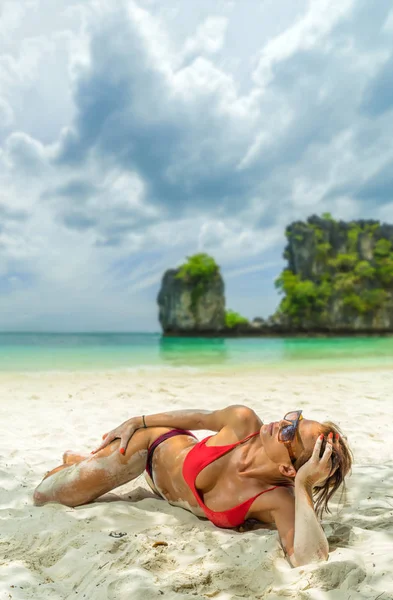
224,310,249,329
176,253,219,282
275,215,393,330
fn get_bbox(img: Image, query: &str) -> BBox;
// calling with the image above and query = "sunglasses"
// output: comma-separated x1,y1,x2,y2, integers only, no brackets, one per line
278,410,303,466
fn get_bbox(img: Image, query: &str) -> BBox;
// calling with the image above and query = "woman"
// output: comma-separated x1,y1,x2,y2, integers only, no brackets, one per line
33,405,352,567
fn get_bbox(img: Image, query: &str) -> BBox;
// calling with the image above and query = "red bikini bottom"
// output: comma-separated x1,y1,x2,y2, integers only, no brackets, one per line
145,429,197,482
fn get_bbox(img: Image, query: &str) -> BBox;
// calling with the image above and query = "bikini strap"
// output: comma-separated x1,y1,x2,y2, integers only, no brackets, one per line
237,431,260,445
250,482,295,503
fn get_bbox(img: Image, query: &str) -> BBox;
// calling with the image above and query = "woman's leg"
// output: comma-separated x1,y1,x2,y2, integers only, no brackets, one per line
33,428,158,508
63,450,89,465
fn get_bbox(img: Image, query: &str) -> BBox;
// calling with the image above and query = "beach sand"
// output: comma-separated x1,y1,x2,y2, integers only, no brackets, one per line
1,367,392,600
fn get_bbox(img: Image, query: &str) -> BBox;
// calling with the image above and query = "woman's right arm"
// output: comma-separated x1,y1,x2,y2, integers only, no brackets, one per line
92,405,260,454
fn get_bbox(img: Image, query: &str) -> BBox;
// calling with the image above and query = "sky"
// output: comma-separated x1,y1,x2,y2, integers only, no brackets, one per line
1,0,393,332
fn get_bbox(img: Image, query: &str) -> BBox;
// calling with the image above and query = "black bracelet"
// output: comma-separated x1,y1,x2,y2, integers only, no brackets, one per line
142,415,147,428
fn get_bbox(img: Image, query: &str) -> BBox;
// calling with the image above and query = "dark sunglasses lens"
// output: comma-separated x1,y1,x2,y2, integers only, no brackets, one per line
279,424,295,442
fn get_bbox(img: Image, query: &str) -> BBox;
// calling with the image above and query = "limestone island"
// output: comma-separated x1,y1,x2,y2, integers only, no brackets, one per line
157,215,393,337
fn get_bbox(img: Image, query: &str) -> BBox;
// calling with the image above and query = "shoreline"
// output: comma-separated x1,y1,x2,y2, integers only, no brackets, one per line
162,330,393,338
0,357,392,379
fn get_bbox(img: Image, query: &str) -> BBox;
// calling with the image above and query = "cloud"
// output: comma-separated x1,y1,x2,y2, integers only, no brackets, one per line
225,260,283,279
197,220,283,262
43,166,157,245
356,159,393,204
182,16,228,59
361,54,393,116
252,0,355,88
0,203,28,223
0,1,82,146
0,98,14,128
54,2,259,222
54,0,393,245
1,0,393,330
5,132,46,172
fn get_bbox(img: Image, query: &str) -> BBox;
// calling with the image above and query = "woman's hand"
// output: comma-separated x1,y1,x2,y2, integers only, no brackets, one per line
295,432,338,488
92,417,140,455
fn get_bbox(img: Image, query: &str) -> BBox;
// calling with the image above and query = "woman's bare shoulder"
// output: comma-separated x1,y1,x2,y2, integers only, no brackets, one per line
229,406,262,438
209,405,262,444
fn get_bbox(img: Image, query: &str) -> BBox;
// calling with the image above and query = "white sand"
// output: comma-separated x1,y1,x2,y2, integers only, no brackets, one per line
1,367,393,600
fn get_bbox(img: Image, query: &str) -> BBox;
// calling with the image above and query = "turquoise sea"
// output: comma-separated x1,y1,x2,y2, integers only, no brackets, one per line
0,333,393,372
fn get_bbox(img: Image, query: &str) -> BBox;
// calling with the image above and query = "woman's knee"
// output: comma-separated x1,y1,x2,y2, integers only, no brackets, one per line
33,487,47,506
33,463,72,506
33,467,73,506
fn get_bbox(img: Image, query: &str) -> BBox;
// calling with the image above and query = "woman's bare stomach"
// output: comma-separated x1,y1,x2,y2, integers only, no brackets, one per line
144,431,206,518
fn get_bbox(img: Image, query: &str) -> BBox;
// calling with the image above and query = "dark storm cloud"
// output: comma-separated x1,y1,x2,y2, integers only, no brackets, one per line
55,6,255,215
5,132,45,173
248,1,393,219
356,160,393,204
0,204,28,222
49,0,393,244
332,0,392,48
4,0,393,333
62,211,98,231
94,219,146,247
56,197,153,240
55,180,98,200
361,54,393,117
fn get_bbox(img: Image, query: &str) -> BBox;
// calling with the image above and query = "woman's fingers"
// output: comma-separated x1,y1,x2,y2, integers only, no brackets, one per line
119,435,129,455
92,432,116,454
322,436,333,460
119,427,136,455
93,423,137,455
312,434,324,459
312,432,334,463
119,432,129,454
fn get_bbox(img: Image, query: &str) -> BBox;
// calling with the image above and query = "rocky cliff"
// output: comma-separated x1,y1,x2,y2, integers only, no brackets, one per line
157,260,226,334
275,215,393,332
158,217,393,336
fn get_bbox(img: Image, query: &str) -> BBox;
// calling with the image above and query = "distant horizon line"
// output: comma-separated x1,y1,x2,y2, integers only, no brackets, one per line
0,330,162,335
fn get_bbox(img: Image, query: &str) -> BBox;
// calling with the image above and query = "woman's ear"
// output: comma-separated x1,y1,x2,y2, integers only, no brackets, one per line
279,464,296,479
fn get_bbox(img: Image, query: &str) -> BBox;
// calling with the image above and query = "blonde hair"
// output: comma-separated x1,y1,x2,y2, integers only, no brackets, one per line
294,421,353,517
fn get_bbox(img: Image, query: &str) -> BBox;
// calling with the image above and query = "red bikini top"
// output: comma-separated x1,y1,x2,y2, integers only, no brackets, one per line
182,432,293,528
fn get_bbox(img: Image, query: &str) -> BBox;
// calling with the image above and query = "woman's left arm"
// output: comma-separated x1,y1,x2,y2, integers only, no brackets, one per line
273,434,333,566
291,478,329,566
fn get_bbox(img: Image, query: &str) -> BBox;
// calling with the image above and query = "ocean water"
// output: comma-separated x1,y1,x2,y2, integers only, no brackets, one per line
0,332,393,373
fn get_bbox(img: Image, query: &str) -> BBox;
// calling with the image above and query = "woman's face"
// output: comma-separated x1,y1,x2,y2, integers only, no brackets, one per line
260,416,322,468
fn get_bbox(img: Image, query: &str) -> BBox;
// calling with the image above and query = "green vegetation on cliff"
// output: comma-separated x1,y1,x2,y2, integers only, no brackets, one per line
177,253,219,282
175,254,249,328
176,253,220,317
225,310,249,329
275,216,393,328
